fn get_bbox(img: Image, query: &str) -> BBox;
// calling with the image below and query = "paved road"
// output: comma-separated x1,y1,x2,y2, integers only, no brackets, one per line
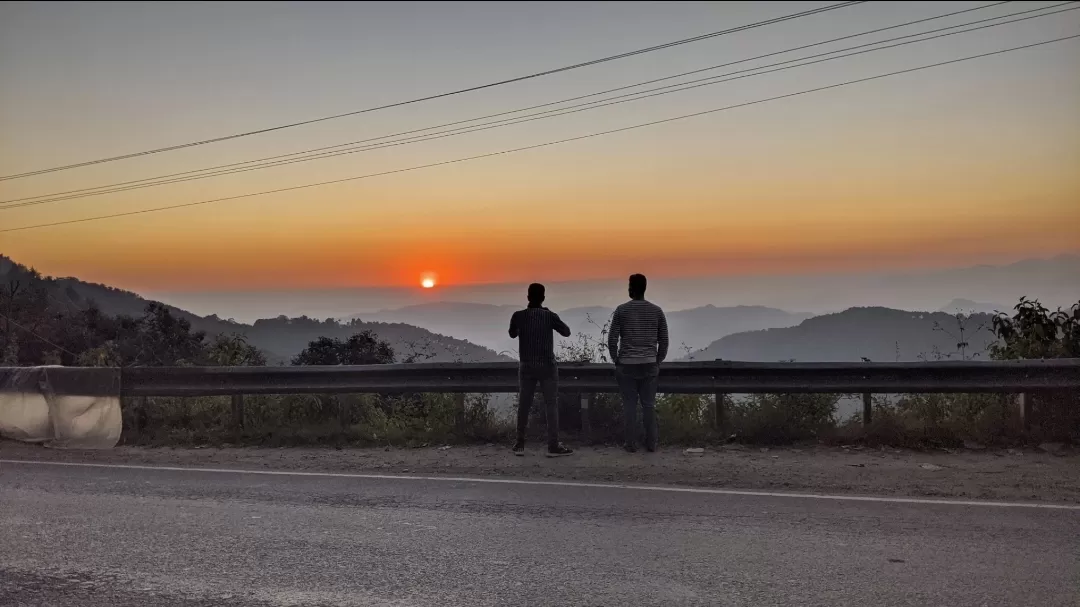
1,460,1077,607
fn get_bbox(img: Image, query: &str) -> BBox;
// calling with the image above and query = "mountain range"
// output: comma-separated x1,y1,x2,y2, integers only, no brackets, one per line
4,254,1077,365
150,254,1080,322
1,256,510,364
688,307,998,362
355,303,813,357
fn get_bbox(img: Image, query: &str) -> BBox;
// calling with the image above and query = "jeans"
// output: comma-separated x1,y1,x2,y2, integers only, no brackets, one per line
616,363,659,448
517,365,560,447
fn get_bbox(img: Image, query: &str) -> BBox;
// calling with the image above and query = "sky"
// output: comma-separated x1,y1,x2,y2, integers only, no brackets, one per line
1,1,1078,297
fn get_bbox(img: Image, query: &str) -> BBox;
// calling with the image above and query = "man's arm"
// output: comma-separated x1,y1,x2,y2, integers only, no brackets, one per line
656,308,669,363
508,311,519,339
551,312,571,338
607,309,621,364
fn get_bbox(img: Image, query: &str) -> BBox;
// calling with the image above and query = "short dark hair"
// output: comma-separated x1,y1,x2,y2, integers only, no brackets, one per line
527,283,545,303
628,273,647,296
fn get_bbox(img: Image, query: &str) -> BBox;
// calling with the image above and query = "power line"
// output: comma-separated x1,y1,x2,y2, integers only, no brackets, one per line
9,1,1066,210
0,1,864,182
4,33,1074,234
0,311,80,359
0,0,1017,207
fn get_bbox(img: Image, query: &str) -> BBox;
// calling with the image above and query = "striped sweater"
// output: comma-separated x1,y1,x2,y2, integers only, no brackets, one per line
509,305,571,368
608,299,669,364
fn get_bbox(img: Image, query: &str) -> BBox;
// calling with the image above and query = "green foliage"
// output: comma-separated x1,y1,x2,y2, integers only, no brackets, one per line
990,297,1080,360
988,298,1080,441
207,333,267,366
729,393,840,444
122,392,508,447
839,393,1021,448
290,331,395,366
655,394,714,443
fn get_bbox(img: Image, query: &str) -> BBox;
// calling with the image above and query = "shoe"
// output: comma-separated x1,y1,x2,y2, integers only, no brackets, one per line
623,442,637,453
546,443,573,457
512,441,525,456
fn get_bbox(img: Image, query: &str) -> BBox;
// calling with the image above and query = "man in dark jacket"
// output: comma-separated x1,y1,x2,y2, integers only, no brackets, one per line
508,283,573,457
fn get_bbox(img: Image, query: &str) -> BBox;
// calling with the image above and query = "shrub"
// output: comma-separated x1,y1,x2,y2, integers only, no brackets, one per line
729,393,840,445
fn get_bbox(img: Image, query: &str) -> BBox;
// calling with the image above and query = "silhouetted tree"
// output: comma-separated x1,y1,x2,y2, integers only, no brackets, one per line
990,297,1080,440
291,331,395,366
207,333,267,366
990,297,1080,360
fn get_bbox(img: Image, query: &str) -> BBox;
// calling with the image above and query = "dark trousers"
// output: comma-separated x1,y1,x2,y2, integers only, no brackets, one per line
517,365,560,447
616,363,659,448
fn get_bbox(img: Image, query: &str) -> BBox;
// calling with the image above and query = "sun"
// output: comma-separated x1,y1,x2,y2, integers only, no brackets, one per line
420,273,437,289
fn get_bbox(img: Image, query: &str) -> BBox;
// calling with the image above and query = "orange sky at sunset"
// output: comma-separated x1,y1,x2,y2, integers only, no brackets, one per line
2,2,1078,294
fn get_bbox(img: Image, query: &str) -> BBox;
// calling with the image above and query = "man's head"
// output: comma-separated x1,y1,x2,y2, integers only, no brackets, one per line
628,273,647,299
527,283,546,305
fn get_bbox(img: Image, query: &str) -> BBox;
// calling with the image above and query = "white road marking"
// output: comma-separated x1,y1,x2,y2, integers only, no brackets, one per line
2,458,1078,511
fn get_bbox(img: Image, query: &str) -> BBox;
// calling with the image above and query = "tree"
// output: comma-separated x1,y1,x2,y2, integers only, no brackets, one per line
990,297,1080,360
990,297,1080,441
291,331,395,366
207,334,267,366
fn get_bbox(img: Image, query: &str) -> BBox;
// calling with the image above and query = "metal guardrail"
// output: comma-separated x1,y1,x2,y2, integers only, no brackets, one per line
4,360,1078,397
113,358,1080,396
5,360,1075,432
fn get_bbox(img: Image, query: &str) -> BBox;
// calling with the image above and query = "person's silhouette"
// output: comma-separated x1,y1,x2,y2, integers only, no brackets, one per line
508,283,573,457
608,274,669,452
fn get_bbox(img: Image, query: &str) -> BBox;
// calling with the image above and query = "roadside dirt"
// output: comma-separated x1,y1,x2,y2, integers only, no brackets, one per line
2,440,1077,503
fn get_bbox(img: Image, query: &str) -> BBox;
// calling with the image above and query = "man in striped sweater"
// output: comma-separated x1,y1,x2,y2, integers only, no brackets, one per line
607,273,669,452
508,283,574,457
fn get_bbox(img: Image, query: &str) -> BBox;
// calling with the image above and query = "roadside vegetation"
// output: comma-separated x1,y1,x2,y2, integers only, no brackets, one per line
2,265,1076,449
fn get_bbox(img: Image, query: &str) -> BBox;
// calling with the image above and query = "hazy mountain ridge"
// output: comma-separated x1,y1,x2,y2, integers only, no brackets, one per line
1,255,510,364
938,298,1009,315
154,254,1080,322
688,307,999,363
358,302,813,357
6,253,1076,365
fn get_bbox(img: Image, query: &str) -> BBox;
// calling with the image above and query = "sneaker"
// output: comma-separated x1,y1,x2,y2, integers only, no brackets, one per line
546,443,573,457
512,441,525,456
623,442,638,453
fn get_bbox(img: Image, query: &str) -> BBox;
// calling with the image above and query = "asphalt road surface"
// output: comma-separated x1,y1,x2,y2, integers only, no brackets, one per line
1,459,1077,607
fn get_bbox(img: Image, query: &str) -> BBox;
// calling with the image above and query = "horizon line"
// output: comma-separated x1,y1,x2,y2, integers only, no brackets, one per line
140,251,1080,296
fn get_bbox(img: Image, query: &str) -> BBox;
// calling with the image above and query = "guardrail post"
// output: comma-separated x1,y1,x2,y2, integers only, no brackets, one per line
231,394,244,433
1017,392,1031,433
135,396,148,437
580,393,592,443
713,392,727,432
454,393,466,434
862,393,872,426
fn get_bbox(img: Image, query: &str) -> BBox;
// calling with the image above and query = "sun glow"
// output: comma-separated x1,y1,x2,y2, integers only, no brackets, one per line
420,274,437,289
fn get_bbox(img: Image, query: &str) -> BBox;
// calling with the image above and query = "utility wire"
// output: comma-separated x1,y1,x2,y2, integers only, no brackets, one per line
0,1,864,182
0,0,1014,206
9,2,1068,209
3,33,1074,234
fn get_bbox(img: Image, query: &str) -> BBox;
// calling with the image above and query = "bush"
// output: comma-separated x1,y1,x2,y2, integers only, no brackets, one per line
835,393,1022,448
729,393,840,445
656,394,714,443
121,392,511,447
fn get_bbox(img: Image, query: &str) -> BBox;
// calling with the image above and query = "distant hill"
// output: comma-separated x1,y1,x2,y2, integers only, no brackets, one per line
361,301,812,357
153,254,1080,322
938,298,1008,316
1,255,509,364
687,307,999,362
357,302,521,357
